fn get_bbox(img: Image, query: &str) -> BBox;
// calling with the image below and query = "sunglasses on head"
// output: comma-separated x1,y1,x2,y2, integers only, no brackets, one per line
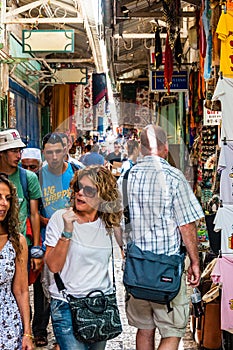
73,182,97,198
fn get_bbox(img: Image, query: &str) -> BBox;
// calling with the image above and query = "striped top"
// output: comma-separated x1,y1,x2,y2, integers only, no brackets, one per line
126,156,204,255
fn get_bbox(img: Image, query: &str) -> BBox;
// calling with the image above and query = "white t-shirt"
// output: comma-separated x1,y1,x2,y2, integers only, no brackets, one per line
45,209,113,301
214,205,233,256
218,143,233,204
212,77,233,139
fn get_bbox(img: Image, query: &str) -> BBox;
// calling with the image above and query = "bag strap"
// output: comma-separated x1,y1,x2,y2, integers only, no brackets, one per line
69,161,81,173
54,233,117,295
19,167,29,202
19,167,31,216
122,169,132,234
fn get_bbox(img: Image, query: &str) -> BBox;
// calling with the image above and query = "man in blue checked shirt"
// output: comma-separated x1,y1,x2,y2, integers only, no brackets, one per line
124,125,204,350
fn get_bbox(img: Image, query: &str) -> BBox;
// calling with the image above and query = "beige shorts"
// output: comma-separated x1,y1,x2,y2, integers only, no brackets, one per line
125,273,189,338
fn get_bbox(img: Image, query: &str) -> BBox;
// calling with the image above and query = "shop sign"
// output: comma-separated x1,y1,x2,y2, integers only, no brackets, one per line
203,103,222,126
54,68,88,84
22,30,74,53
150,70,188,92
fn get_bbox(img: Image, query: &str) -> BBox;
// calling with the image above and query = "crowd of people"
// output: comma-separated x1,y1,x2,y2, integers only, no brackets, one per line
0,126,203,350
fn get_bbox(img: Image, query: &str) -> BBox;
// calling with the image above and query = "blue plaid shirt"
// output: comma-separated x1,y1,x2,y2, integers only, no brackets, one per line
126,156,204,255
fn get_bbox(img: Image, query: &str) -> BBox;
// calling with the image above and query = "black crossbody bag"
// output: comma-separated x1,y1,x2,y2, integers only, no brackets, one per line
54,235,122,344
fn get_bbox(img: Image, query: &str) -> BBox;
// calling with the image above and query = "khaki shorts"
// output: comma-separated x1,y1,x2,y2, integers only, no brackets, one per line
125,273,189,338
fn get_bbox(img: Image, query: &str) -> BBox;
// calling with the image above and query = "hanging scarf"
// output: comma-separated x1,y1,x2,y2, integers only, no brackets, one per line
174,32,182,71
154,28,162,69
164,33,173,94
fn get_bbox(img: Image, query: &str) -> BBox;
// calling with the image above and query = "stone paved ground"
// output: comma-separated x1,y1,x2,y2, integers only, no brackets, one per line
31,243,198,350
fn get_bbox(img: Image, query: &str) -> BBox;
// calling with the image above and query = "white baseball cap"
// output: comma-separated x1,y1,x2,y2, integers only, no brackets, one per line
21,148,42,161
0,129,26,151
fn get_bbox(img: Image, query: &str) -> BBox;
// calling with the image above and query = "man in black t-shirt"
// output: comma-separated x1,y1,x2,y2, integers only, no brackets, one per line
106,141,122,164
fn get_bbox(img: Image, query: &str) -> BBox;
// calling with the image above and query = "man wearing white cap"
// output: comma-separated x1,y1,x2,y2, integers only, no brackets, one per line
21,147,51,347
21,148,42,173
0,129,42,273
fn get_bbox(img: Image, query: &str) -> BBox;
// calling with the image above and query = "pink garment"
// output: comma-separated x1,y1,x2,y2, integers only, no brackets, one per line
211,257,233,330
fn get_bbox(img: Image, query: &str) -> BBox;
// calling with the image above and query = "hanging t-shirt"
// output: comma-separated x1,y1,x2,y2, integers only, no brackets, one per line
214,205,233,256
211,257,233,331
216,12,233,77
217,142,233,204
212,77,233,139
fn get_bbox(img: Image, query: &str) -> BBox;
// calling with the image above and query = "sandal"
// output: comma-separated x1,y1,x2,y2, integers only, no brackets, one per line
34,335,48,347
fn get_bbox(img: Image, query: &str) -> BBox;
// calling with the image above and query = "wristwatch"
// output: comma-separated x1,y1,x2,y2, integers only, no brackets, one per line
61,231,73,239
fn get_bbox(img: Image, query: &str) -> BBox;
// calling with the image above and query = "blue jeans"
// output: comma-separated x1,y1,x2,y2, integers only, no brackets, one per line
50,298,106,350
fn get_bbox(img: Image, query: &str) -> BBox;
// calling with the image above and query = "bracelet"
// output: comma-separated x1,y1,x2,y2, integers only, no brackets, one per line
23,333,33,339
59,237,71,242
30,246,44,259
61,231,73,239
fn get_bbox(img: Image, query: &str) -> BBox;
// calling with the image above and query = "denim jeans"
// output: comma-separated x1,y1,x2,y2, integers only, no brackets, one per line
50,298,107,350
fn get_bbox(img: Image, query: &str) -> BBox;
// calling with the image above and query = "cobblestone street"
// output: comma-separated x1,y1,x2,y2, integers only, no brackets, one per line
32,244,198,350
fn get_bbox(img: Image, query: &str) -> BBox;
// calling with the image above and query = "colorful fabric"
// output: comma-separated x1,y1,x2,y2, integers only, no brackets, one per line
216,12,233,77
202,0,212,79
92,73,108,105
164,33,173,94
211,257,233,330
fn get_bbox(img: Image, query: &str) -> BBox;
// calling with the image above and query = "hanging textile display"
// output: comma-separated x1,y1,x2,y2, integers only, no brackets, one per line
82,74,93,130
164,33,173,94
52,84,70,130
92,73,108,105
212,77,233,139
216,10,233,77
202,0,212,80
73,85,83,130
154,28,162,70
135,86,151,127
210,0,221,66
174,32,182,71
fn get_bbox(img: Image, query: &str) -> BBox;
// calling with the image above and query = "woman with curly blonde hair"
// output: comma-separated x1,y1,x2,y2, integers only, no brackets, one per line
45,165,123,350
0,174,33,350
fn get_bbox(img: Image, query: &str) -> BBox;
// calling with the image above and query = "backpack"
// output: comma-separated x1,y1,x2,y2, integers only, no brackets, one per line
19,166,29,203
69,162,82,173
19,167,33,242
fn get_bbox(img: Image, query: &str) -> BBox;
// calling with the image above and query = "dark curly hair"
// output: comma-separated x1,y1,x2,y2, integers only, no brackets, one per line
0,174,21,256
70,165,123,230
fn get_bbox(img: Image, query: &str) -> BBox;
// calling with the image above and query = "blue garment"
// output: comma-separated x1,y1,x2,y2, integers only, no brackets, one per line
202,0,212,79
40,163,74,245
82,152,105,166
50,298,106,350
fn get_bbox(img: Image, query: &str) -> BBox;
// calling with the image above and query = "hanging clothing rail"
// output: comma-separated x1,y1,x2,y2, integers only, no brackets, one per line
222,137,233,145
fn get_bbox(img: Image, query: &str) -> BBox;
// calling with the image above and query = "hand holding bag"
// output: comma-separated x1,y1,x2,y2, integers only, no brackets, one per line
54,235,122,344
